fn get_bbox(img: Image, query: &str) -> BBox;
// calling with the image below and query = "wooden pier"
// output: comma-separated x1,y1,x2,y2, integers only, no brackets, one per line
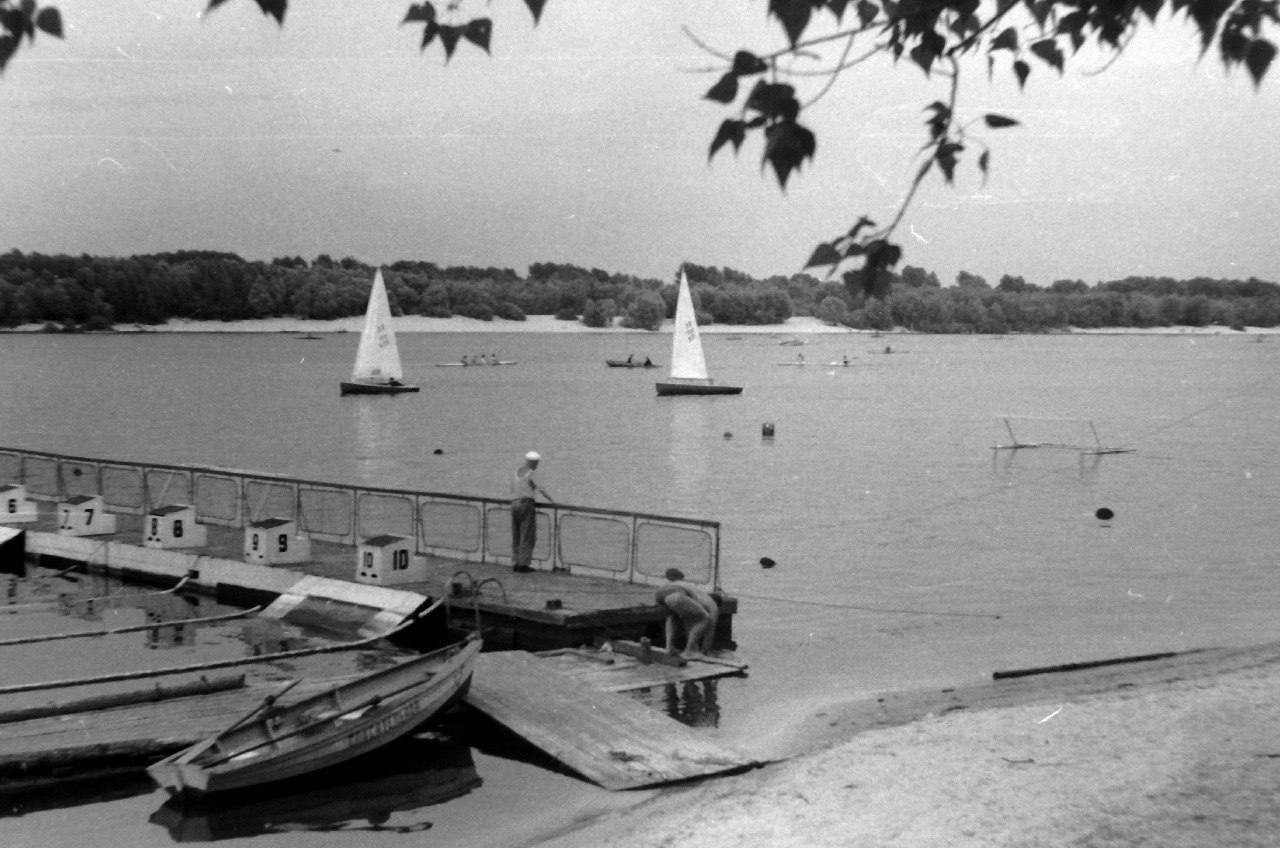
0,644,753,793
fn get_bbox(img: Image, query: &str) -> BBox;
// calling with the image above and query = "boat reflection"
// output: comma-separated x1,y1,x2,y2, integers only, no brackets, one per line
149,736,481,841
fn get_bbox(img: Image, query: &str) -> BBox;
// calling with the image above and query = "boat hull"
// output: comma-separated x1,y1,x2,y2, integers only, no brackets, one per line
606,360,657,368
148,636,480,797
339,381,420,395
655,381,743,396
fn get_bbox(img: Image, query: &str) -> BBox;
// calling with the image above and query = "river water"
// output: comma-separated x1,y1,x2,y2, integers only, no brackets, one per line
1,328,1278,846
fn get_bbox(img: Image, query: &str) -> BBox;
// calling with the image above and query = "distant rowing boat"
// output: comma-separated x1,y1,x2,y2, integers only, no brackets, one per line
435,360,516,367
607,359,657,368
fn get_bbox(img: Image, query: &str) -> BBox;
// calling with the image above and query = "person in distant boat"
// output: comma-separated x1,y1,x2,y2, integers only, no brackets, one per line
388,378,403,387
797,352,805,364
655,568,719,657
461,355,470,366
842,355,850,366
510,451,554,573
626,354,634,364
643,355,652,367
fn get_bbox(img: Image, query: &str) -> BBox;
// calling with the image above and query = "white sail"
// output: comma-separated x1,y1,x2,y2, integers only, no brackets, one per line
669,268,709,382
351,269,404,383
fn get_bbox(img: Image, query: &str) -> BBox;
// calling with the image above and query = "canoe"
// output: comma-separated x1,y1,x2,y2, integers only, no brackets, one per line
606,359,658,368
147,635,481,798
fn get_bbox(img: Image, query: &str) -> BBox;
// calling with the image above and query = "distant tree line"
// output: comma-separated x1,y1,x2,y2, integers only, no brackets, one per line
0,250,1277,334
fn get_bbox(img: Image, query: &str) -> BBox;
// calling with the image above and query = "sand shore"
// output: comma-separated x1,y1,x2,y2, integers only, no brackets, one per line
541,642,1280,847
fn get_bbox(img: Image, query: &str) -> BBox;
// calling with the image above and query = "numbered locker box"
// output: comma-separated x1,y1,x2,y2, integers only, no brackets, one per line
0,485,38,524
143,504,208,549
355,534,427,585
57,494,117,536
243,517,311,565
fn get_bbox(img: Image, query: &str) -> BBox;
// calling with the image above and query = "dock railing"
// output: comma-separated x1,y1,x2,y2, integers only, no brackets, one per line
0,448,721,591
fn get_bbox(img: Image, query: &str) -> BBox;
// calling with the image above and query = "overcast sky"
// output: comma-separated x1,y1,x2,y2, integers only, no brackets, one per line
2,0,1276,286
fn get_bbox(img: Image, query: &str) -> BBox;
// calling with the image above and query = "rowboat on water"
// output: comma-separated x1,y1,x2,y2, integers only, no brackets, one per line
147,634,481,798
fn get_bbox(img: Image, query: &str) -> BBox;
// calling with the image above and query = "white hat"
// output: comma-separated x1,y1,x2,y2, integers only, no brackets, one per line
525,451,542,462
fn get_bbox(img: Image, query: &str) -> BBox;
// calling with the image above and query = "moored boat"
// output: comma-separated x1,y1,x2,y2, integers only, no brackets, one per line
147,634,481,797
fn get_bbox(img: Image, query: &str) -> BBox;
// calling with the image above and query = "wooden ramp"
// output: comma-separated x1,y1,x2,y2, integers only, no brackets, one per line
467,651,760,790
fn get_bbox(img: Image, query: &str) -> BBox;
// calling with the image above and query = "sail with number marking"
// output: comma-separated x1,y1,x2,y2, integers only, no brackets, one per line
351,269,404,384
669,268,709,382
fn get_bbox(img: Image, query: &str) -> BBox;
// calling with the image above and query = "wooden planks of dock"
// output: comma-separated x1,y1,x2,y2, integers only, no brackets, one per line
467,651,760,790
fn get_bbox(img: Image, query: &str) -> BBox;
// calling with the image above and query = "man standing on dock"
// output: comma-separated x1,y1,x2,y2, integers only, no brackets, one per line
511,451,554,573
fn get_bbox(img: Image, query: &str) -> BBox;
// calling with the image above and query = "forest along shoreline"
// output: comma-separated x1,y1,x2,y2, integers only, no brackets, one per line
4,314,1279,335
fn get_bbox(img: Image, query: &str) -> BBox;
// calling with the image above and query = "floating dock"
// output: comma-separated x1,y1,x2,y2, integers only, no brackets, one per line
0,448,752,792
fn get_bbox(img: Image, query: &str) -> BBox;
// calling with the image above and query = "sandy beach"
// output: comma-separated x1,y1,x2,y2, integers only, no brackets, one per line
541,642,1280,847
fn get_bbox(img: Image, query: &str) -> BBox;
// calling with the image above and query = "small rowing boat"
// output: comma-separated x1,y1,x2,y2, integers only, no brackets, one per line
147,634,481,797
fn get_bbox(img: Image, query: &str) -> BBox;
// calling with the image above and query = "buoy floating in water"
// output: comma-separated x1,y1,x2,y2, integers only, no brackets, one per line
762,422,775,438
759,556,776,569
1095,507,1114,521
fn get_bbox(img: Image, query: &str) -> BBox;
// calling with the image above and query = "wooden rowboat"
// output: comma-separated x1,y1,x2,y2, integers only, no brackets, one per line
147,634,481,797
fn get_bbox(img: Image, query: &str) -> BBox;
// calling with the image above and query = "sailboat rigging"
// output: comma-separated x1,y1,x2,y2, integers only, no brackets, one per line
340,269,420,396
655,267,743,396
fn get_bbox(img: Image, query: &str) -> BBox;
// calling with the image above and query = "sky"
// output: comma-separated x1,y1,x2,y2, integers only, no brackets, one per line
1,0,1277,287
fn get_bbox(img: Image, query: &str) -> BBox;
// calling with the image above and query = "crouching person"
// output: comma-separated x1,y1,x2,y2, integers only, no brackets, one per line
655,567,719,657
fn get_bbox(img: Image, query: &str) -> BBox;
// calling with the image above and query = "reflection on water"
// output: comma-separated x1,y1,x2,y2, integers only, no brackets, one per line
665,401,712,516
632,679,722,728
149,736,481,842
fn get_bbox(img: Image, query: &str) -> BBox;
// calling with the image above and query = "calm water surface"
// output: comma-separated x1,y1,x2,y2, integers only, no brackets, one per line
1,329,1277,846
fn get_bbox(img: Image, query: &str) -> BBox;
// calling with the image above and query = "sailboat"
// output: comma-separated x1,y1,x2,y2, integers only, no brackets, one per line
655,268,743,396
340,269,420,395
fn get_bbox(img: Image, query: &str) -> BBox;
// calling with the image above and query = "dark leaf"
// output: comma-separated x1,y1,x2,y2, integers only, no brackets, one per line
1220,26,1248,63
745,80,799,121
983,113,1019,128
829,0,851,21
402,3,435,24
989,25,1017,52
731,50,767,76
705,72,739,104
254,0,286,25
1190,0,1233,51
769,0,812,46
1029,38,1063,73
523,0,547,24
935,140,963,183
0,34,16,70
1,8,24,38
857,0,879,26
205,0,233,14
708,119,748,160
420,20,438,50
978,149,990,180
464,17,491,52
20,0,34,15
1245,38,1276,85
762,120,816,189
1136,0,1164,22
438,23,462,59
34,6,62,38
909,42,936,75
805,242,842,269
1013,58,1030,88
844,243,866,258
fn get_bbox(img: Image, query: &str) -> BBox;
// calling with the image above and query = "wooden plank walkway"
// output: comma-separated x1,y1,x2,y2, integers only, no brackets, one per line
467,651,759,790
